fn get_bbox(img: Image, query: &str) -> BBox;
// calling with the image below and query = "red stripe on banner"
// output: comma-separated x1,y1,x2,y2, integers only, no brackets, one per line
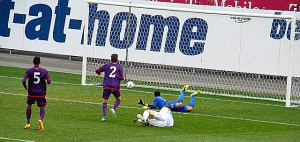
157,0,300,11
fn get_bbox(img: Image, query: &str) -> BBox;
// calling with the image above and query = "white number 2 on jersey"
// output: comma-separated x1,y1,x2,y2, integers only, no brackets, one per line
109,66,116,78
34,72,41,84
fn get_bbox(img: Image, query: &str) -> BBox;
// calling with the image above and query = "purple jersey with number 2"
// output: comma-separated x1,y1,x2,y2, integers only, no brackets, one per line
96,62,124,90
22,65,51,97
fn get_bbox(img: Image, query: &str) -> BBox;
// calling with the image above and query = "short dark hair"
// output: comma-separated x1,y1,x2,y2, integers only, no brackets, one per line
111,54,118,62
154,91,160,97
33,56,40,65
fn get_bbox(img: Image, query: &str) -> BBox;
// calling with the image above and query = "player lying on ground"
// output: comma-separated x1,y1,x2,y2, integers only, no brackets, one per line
136,107,174,127
22,56,51,131
139,85,200,112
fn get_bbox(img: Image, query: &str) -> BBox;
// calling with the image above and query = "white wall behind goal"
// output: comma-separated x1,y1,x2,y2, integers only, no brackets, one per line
0,0,299,77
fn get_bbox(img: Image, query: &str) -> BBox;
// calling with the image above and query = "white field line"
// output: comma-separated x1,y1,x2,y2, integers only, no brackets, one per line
0,75,289,108
1,91,300,127
0,137,35,142
122,88,289,108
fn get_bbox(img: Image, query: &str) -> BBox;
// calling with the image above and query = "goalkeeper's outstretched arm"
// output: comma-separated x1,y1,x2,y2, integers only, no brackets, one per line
138,99,154,109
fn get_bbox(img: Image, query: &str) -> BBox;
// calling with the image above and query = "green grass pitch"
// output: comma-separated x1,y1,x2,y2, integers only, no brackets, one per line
0,66,299,141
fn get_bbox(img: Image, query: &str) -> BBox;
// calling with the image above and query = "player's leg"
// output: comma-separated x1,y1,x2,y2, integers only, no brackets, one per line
165,101,179,109
177,84,190,103
38,108,45,131
150,108,169,127
143,110,150,121
186,106,193,112
110,90,121,117
37,98,47,131
101,89,111,121
175,102,183,108
101,98,108,121
186,90,201,112
142,110,161,126
148,119,167,127
24,97,34,129
141,110,158,122
25,104,32,129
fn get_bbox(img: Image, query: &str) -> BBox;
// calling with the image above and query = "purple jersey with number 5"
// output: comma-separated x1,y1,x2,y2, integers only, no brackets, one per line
22,65,51,97
96,62,124,90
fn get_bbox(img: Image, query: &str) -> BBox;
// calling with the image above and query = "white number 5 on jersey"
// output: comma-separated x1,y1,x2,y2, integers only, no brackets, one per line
34,72,40,84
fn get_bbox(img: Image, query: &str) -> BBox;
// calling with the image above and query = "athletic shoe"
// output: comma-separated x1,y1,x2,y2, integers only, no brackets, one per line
24,123,31,129
137,114,143,119
38,120,44,131
101,117,106,122
191,90,201,96
110,108,117,117
142,118,150,124
182,84,190,91
137,119,143,123
137,114,149,124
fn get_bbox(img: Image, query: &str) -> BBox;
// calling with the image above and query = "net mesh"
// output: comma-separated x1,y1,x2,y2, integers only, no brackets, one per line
84,2,299,106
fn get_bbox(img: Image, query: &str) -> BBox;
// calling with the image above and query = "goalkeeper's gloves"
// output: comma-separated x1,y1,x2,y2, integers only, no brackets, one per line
138,99,145,106
142,105,149,110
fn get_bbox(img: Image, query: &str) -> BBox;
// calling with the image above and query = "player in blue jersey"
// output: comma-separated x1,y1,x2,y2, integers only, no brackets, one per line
96,54,124,122
22,56,51,131
140,85,200,112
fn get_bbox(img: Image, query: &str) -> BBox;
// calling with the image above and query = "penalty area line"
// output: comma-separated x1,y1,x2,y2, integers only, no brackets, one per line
1,91,300,127
0,136,35,142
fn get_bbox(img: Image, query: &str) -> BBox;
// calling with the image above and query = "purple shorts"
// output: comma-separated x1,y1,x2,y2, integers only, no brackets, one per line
102,89,121,100
27,97,47,107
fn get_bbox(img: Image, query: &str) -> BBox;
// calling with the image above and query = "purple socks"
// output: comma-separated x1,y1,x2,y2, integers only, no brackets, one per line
40,107,45,120
102,103,107,118
113,99,121,110
26,106,31,123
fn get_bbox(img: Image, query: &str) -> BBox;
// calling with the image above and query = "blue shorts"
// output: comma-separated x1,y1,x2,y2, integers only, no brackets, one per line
27,97,47,107
171,105,187,112
102,89,121,100
165,101,187,112
165,101,177,109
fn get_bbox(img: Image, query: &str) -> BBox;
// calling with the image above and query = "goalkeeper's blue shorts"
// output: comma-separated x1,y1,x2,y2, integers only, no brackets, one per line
166,101,188,112
171,105,187,112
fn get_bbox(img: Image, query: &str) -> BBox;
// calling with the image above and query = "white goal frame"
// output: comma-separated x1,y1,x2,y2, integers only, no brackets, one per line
82,0,298,107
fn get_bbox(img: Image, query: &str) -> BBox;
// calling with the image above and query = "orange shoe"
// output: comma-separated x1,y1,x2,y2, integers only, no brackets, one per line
38,120,44,131
24,123,31,129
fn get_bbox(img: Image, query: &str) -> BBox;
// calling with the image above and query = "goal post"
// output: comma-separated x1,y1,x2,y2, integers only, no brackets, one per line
82,0,299,107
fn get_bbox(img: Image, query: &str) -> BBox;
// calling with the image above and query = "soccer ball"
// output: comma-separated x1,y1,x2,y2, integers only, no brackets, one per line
127,81,135,89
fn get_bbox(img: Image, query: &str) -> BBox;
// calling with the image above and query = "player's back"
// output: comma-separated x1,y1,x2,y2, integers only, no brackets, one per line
100,62,124,89
153,96,168,109
25,67,49,95
163,107,174,127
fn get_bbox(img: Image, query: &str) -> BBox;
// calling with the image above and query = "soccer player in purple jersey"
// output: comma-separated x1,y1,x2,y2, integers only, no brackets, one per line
22,56,51,131
95,54,124,122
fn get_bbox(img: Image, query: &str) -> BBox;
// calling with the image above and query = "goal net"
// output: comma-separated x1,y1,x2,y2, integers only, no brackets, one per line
82,0,300,107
